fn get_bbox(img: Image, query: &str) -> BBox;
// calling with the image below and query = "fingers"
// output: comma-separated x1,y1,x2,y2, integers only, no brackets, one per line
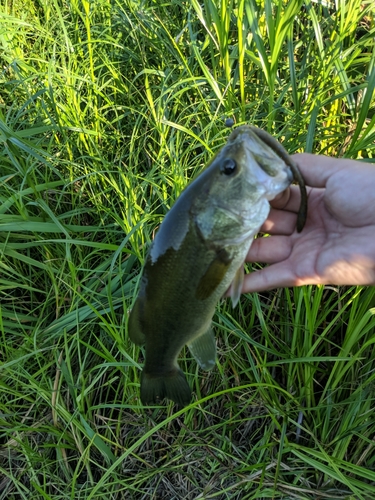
272,152,347,214
270,185,305,214
242,250,375,292
244,235,309,292
271,153,338,214
292,153,359,187
242,262,300,292
246,234,293,263
275,154,357,217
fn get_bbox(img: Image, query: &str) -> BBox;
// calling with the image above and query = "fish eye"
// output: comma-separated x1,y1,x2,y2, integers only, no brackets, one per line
220,158,237,175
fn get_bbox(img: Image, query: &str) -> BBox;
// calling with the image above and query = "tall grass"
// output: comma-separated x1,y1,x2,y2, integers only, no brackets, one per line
1,0,375,498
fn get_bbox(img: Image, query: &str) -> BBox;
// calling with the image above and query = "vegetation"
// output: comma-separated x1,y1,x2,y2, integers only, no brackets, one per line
1,0,375,498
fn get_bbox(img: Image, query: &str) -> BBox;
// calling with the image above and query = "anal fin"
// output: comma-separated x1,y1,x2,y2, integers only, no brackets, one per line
229,265,244,308
187,327,216,371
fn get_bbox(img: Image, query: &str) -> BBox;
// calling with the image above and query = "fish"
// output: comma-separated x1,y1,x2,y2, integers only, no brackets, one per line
128,125,307,407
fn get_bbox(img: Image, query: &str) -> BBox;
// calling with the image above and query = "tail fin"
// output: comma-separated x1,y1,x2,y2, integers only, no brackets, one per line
140,369,191,407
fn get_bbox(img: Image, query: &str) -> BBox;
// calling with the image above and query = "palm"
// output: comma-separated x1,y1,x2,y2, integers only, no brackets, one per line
243,154,375,291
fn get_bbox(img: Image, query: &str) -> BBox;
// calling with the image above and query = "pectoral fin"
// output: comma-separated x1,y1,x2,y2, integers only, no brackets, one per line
187,327,216,371
195,249,232,300
229,265,244,308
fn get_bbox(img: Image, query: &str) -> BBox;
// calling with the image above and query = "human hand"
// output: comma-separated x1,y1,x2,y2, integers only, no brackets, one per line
242,153,375,292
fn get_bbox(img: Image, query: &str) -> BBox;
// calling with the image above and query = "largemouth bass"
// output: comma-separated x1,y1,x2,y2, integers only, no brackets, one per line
129,125,307,406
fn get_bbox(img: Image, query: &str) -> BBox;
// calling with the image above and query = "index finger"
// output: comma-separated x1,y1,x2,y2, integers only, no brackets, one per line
271,153,353,215
270,185,303,213
292,153,359,187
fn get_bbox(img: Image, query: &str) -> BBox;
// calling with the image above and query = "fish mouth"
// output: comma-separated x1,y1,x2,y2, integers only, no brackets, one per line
228,126,293,183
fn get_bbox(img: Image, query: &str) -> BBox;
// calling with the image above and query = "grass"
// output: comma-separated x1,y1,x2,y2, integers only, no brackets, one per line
1,0,375,498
